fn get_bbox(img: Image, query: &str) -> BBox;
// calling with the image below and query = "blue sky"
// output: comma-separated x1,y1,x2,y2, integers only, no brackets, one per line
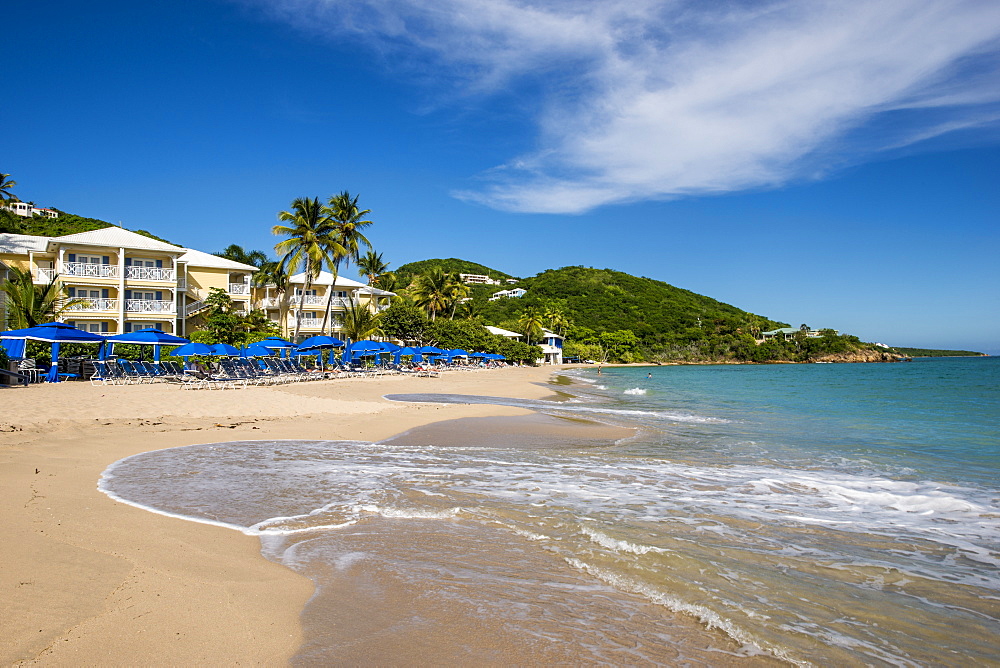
6,0,1000,353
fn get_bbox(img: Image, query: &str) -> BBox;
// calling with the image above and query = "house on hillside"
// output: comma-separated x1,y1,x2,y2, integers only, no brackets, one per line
489,287,527,301
760,327,837,342
459,273,501,285
3,202,58,218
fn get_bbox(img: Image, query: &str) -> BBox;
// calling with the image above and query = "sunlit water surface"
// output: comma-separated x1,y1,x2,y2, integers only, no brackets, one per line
100,357,999,665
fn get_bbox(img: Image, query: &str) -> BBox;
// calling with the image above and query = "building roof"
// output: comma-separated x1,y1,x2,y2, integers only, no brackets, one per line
0,233,50,254
486,325,523,338
288,270,395,295
49,227,183,252
178,247,258,271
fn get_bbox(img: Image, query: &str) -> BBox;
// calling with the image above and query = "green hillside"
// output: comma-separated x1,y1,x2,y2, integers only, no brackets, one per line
388,261,884,363
479,265,785,343
4,208,177,245
396,258,514,284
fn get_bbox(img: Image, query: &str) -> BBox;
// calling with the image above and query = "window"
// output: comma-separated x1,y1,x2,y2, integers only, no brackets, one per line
77,256,101,264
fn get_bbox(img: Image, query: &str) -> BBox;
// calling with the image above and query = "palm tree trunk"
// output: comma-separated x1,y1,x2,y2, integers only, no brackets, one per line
320,260,341,336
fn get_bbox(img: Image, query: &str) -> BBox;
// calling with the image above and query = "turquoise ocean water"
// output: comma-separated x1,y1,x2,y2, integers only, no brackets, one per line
101,357,999,665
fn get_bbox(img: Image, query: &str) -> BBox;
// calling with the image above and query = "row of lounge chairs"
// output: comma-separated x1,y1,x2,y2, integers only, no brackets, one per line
87,357,471,389
89,358,323,389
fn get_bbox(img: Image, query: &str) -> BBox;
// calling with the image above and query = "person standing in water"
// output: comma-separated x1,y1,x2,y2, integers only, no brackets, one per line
647,372,652,379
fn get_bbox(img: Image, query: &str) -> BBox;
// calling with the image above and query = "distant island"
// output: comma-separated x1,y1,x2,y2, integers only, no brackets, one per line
891,347,987,357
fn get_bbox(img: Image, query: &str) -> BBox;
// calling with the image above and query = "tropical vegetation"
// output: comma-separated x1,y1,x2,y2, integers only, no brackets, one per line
185,288,279,347
0,268,86,329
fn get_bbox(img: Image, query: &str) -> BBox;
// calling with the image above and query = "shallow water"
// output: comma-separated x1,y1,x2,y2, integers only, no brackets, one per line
100,357,1000,665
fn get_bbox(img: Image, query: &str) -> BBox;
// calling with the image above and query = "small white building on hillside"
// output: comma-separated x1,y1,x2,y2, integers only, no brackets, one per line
3,202,58,218
489,287,526,301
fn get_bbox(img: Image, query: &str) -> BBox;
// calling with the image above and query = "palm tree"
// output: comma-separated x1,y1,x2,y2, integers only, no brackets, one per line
446,278,470,319
1,268,86,329
340,301,384,341
215,244,270,268
0,172,18,203
321,191,373,336
357,250,389,286
376,271,398,295
460,298,486,320
254,261,291,337
544,305,571,337
518,307,545,346
273,197,335,341
412,267,452,321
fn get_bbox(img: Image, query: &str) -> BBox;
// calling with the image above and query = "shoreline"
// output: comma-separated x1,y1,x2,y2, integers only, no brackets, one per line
0,366,566,665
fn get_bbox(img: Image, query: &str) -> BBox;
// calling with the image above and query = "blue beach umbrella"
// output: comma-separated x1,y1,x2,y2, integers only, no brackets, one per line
393,346,418,363
171,342,213,358
342,339,382,363
207,343,241,357
1,322,105,382
242,343,276,357
296,335,345,368
450,349,470,357
106,328,190,362
256,336,296,358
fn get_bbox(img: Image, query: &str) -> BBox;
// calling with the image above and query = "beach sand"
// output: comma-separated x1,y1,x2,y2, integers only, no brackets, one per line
0,367,563,665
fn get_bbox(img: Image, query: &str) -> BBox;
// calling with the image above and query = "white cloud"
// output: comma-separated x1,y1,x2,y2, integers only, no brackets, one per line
248,0,1000,213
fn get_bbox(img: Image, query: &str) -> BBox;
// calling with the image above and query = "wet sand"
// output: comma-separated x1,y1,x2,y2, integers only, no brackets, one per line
0,367,554,665
1,367,779,665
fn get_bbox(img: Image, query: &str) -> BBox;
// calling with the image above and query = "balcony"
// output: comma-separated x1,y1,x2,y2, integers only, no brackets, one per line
177,277,187,290
229,283,250,296
126,266,176,281
296,318,324,329
64,262,118,279
67,298,119,313
125,299,175,314
36,268,57,283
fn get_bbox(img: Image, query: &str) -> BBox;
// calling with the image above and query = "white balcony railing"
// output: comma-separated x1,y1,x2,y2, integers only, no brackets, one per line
297,318,324,329
125,299,175,314
126,266,175,281
67,298,119,312
63,262,118,279
229,283,250,295
36,268,57,283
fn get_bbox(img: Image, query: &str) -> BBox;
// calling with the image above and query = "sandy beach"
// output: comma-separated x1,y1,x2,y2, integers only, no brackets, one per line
1,366,562,665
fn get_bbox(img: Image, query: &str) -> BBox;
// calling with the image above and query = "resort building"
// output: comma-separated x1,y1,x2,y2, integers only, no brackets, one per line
0,228,257,336
485,325,563,364
489,287,527,301
255,270,394,341
2,202,59,218
759,327,837,342
459,273,500,285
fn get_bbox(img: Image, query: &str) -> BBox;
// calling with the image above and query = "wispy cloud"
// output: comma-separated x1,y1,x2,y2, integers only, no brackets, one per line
245,0,1000,213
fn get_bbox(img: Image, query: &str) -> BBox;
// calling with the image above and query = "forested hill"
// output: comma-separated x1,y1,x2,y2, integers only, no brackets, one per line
481,265,786,344
396,258,514,283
